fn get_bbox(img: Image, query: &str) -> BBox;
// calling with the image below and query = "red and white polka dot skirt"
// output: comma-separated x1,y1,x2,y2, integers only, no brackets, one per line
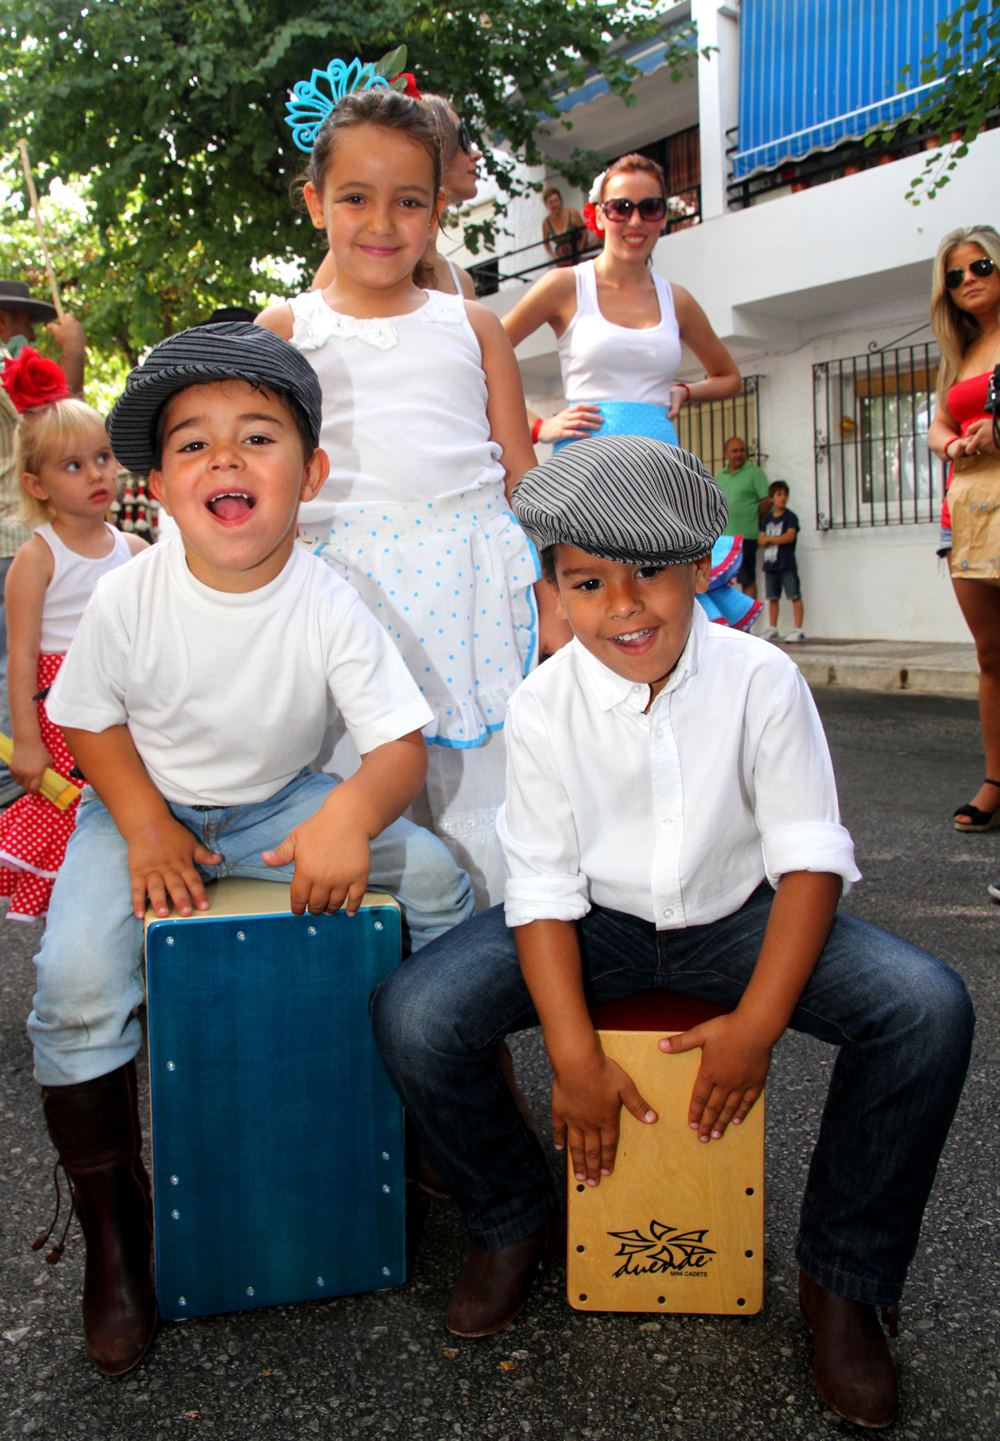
0,653,80,921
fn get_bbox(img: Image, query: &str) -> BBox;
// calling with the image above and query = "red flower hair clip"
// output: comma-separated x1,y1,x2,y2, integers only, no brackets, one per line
393,72,421,98
1,347,71,413
582,201,602,235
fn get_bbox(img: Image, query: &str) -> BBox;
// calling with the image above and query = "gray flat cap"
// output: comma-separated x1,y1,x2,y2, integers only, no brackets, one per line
511,435,727,565
106,322,323,474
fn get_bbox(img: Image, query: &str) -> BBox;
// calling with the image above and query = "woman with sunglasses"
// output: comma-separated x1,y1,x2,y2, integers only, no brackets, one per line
502,153,742,450
311,94,482,298
927,225,1000,832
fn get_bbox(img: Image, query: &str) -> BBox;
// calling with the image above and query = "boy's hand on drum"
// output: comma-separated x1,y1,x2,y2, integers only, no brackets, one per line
10,738,54,794
262,805,371,917
660,1013,770,1142
127,816,221,920
552,1053,657,1186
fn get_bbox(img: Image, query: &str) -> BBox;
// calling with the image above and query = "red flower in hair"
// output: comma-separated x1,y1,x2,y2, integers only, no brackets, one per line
1,347,71,414
582,201,602,235
393,72,421,98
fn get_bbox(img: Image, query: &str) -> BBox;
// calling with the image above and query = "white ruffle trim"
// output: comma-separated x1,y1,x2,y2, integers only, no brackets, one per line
301,483,540,747
289,288,464,353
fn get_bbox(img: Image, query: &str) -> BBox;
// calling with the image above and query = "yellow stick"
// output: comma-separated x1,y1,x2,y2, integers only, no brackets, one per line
0,733,80,811
17,139,64,321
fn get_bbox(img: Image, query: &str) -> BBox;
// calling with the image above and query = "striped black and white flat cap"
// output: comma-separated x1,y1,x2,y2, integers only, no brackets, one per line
511,435,728,565
106,322,323,474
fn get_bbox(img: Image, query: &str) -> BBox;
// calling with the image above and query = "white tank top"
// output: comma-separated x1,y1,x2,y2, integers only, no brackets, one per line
288,289,505,525
556,260,682,405
443,258,463,295
37,522,133,652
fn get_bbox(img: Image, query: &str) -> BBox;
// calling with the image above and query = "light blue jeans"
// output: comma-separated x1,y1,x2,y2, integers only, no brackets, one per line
29,768,474,1086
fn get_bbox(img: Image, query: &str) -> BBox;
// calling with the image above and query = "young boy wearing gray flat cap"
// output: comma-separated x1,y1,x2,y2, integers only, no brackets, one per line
372,435,973,1427
29,323,474,1376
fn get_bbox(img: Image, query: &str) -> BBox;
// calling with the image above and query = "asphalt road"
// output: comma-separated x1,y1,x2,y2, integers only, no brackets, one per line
1,688,998,1441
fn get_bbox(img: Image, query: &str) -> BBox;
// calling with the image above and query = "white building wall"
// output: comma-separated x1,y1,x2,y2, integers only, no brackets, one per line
479,65,999,642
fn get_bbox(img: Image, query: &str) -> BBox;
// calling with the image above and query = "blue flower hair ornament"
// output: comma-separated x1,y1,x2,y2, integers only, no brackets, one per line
285,46,417,152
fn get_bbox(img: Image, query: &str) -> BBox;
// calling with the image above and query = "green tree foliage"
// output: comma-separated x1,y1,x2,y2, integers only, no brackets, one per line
875,0,1000,203
0,0,693,364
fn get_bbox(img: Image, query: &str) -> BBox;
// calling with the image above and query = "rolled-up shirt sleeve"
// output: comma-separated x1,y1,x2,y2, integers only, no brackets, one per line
498,688,590,927
751,668,862,892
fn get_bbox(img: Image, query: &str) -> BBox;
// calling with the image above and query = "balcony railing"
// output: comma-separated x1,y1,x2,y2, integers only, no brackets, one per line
467,186,701,297
726,112,999,209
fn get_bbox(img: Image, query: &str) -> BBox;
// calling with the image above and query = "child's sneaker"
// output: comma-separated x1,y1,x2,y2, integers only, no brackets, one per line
784,627,806,643
761,625,779,641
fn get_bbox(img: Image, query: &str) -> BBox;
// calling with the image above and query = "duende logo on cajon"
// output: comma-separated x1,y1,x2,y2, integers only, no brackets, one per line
609,1219,717,1279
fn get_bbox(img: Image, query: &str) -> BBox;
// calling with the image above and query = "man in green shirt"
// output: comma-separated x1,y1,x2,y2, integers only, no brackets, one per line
714,436,772,598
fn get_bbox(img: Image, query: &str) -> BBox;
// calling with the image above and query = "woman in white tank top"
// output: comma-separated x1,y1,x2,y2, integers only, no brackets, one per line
503,156,762,633
503,153,742,450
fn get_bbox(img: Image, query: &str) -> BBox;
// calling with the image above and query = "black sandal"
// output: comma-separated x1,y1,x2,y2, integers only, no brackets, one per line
954,777,1000,832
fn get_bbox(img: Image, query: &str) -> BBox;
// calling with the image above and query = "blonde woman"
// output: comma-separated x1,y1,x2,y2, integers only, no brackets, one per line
927,225,1000,830
311,93,482,297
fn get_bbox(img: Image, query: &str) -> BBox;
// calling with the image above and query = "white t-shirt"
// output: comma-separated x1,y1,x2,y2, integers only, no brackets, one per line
46,538,434,807
497,603,860,931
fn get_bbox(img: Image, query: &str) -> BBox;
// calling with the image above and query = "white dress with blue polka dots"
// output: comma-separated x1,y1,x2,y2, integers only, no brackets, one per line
289,287,540,905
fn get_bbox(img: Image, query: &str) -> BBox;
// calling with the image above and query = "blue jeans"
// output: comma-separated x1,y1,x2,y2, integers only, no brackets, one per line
372,886,974,1307
30,768,474,1086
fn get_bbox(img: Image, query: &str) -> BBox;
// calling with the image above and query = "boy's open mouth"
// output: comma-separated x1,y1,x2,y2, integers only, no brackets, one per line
206,490,257,524
608,627,658,655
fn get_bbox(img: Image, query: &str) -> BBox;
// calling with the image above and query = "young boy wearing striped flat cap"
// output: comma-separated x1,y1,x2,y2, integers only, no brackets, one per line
373,435,973,1428
28,323,473,1376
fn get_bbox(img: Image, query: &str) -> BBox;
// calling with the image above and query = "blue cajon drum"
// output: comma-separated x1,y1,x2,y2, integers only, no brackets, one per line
144,879,405,1321
567,990,764,1316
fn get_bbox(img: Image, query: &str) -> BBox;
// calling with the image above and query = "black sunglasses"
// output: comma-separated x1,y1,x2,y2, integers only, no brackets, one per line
599,196,668,224
945,257,995,289
456,120,473,154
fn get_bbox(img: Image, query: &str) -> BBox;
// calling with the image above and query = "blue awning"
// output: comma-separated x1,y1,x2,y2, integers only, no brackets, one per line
553,25,697,115
732,0,971,179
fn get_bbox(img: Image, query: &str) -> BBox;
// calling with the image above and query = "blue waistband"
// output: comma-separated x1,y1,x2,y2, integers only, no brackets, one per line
552,401,679,452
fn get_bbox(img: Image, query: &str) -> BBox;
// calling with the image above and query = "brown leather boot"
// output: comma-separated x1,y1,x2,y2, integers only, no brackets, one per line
447,1215,565,1338
40,1062,158,1376
798,1270,898,1428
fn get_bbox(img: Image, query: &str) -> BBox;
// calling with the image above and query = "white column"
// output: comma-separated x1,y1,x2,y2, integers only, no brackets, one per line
691,1,740,220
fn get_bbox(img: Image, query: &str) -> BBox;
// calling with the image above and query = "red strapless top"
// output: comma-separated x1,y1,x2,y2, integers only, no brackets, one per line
948,371,992,431
942,371,993,528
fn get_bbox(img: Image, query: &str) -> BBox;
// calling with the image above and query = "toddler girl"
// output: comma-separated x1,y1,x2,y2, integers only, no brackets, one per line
259,85,541,904
0,349,145,918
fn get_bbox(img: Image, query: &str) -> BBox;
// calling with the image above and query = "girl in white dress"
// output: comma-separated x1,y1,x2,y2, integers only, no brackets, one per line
258,88,542,905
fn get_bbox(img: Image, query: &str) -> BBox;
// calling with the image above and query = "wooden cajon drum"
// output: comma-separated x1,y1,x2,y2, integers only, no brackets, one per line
567,990,763,1316
144,879,405,1322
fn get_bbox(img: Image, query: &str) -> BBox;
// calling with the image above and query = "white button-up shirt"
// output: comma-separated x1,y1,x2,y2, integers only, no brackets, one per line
498,603,860,930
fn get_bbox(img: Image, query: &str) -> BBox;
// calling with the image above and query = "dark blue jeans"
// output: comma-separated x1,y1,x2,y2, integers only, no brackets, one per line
372,886,974,1307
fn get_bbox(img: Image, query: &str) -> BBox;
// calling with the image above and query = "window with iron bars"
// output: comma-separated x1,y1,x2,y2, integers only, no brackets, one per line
676,376,762,478
813,346,945,529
